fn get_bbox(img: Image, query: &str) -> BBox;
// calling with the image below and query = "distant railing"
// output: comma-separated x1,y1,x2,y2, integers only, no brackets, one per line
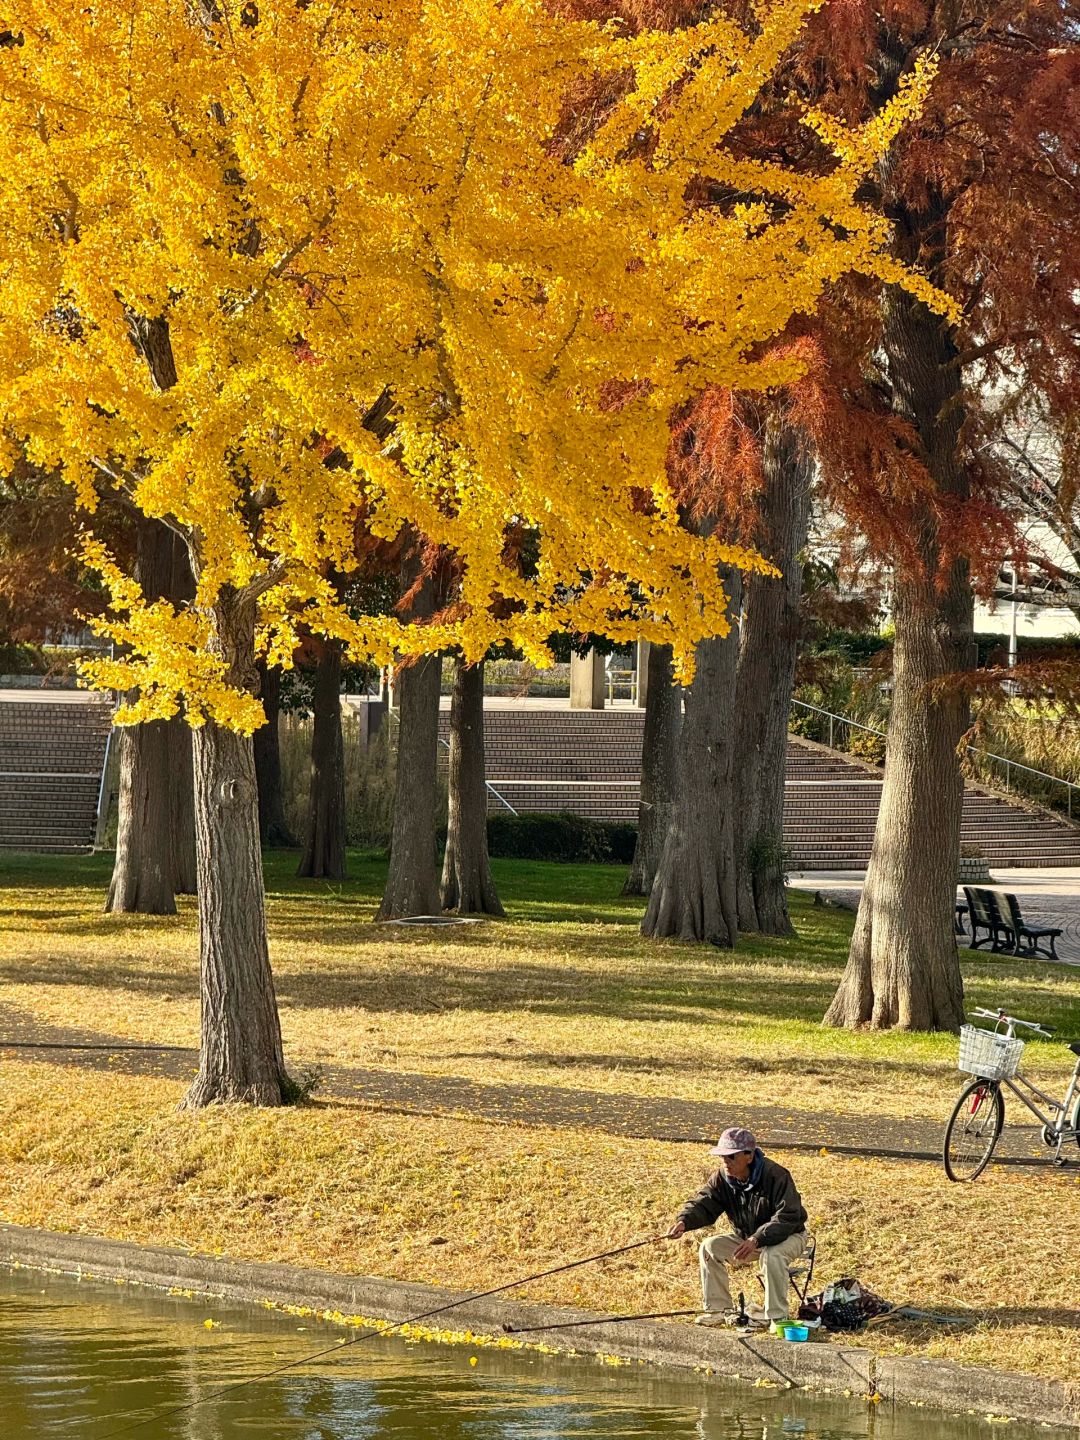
436,733,517,815
94,725,115,848
605,665,638,705
790,698,1080,821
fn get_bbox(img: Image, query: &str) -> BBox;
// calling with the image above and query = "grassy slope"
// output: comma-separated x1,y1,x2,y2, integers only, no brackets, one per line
1,850,1079,1380
3,849,1077,1121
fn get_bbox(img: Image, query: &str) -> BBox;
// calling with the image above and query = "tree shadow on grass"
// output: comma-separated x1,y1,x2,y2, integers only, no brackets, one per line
6,931,1078,1046
0,959,201,998
876,1306,1080,1334
268,957,848,1024
971,1307,1080,1330
431,1047,959,1084
0,946,852,1028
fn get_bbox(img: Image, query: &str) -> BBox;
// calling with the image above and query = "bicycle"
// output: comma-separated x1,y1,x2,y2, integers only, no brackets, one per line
942,1007,1080,1182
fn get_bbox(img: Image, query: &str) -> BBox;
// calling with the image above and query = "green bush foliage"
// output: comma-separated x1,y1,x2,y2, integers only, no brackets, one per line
486,811,636,864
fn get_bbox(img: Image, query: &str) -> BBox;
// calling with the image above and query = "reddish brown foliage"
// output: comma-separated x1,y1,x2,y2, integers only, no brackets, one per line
0,460,118,645
559,0,1080,601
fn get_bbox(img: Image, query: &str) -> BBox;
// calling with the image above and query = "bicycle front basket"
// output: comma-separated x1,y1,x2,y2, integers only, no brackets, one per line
958,1024,1024,1081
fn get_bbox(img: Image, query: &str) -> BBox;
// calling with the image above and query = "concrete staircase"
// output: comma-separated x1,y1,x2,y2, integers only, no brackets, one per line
435,703,1080,870
442,706,643,821
0,693,113,853
785,739,1080,870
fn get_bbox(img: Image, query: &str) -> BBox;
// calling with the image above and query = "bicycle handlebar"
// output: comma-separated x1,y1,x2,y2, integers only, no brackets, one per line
970,1006,1056,1037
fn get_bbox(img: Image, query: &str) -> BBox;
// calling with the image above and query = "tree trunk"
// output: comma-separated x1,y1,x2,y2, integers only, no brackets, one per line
623,643,681,896
734,416,812,935
105,720,176,914
168,532,197,894
254,661,296,848
824,282,971,1032
297,638,347,879
183,587,289,1107
168,716,197,894
378,647,443,919
105,517,178,915
441,660,504,915
641,572,742,947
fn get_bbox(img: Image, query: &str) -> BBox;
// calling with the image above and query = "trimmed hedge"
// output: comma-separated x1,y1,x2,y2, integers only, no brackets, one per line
486,811,636,865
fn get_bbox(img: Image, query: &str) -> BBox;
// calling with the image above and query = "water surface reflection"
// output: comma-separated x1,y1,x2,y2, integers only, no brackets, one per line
0,1268,1058,1440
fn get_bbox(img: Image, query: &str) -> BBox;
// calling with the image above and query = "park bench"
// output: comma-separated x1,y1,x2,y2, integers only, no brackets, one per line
961,886,1009,951
960,886,1063,960
1001,892,1063,959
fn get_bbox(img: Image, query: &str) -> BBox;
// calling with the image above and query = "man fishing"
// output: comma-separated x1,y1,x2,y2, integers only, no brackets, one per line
666,1126,809,1330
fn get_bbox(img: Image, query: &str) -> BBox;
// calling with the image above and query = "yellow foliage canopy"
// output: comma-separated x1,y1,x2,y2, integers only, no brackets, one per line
0,0,950,731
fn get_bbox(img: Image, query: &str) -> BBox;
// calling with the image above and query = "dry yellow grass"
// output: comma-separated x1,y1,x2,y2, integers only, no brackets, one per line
3,851,1079,1385
1,1060,1078,1382
2,852,1077,1126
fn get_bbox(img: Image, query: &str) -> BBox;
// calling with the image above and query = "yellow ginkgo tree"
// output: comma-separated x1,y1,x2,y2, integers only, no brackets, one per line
0,0,950,1105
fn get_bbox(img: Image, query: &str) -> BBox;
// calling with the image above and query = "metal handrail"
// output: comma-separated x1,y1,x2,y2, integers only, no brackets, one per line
93,725,114,848
790,698,1080,820
606,665,637,706
436,733,518,815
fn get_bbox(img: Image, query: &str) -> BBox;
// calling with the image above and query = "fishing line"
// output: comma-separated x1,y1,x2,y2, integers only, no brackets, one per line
503,1308,699,1333
90,1233,663,1439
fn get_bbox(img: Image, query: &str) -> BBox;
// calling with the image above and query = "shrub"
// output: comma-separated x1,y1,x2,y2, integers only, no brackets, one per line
486,811,636,864
848,728,887,766
746,830,793,883
0,640,46,676
279,711,431,850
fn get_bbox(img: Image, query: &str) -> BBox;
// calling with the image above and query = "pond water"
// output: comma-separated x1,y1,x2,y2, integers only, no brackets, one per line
0,1267,1060,1440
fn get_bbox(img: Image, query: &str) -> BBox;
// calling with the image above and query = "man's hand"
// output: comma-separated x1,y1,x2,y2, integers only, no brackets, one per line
666,1220,686,1240
732,1237,759,1263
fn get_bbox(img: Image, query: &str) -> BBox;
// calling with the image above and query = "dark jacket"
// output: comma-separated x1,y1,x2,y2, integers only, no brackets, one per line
677,1151,807,1249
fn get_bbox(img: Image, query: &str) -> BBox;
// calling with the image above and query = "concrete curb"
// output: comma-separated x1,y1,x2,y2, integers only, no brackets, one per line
2,1225,1076,1431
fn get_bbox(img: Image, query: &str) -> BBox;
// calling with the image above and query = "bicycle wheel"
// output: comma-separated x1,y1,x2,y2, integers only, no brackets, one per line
944,1079,1004,1181
1070,1094,1080,1155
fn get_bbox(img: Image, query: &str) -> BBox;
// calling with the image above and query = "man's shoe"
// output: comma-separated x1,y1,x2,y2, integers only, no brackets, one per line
694,1311,734,1328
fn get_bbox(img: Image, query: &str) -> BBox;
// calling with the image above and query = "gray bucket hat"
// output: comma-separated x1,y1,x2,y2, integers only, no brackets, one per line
709,1126,758,1156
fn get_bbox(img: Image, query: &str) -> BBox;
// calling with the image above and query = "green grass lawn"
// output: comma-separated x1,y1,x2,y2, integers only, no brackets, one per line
2,847,1078,1122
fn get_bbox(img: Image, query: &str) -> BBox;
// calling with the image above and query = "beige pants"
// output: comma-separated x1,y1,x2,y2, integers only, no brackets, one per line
699,1230,809,1322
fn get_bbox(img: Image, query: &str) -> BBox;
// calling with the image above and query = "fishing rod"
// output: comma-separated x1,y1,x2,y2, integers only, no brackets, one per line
91,1233,664,1440
504,1308,699,1333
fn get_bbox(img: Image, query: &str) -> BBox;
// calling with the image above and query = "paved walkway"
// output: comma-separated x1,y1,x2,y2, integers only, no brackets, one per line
1,1004,1065,1169
792,868,1080,967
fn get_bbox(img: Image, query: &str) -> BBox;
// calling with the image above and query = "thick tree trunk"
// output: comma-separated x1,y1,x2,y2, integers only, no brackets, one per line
105,517,178,915
297,639,347,879
168,717,197,895
441,661,504,915
641,572,742,947
168,533,197,894
378,644,443,919
623,643,681,896
734,417,812,935
824,283,971,1031
254,661,296,848
183,587,289,1107
105,720,176,914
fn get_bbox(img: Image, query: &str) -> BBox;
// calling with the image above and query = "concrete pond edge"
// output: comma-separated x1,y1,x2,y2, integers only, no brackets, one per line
2,1224,1077,1432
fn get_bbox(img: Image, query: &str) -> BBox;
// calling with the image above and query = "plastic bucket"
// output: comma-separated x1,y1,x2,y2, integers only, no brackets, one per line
783,1324,809,1342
